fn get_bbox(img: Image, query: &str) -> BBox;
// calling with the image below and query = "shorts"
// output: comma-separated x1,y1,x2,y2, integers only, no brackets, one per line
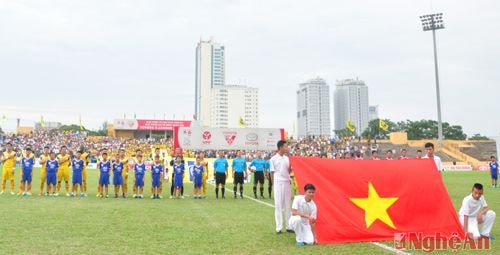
47,173,57,185
234,172,244,185
152,176,161,187
113,174,123,186
99,174,110,185
57,167,70,182
194,176,202,188
174,175,183,188
72,172,83,185
135,175,144,187
22,170,32,183
2,166,14,181
492,174,498,180
215,172,226,185
253,171,264,185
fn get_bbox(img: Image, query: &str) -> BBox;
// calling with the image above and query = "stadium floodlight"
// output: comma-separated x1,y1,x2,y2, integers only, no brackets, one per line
420,13,445,146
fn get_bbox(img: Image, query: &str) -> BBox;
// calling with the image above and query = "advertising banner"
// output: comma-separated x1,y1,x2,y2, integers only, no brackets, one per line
174,127,285,150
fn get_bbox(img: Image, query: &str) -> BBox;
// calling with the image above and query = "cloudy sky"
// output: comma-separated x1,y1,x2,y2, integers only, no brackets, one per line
0,0,499,137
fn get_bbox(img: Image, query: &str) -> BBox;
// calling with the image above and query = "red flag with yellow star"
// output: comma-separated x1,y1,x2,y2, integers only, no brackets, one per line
290,157,464,244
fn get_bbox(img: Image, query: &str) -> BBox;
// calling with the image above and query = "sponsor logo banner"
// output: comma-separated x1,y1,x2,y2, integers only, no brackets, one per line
176,127,284,150
113,119,191,131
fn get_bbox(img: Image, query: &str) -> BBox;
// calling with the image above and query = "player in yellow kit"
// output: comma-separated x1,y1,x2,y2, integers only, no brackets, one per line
39,146,50,196
150,148,165,198
199,152,209,199
1,142,17,195
81,149,90,197
56,145,71,196
116,149,130,198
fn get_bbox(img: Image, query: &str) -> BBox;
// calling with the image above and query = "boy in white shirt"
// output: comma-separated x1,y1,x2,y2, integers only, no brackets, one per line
459,183,496,239
289,183,318,246
423,142,442,171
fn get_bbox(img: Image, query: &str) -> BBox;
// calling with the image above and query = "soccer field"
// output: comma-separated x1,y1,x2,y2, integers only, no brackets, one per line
0,169,497,255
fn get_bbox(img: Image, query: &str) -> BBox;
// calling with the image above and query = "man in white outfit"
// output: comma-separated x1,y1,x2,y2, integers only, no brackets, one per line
289,183,317,246
459,183,496,239
270,140,293,234
422,142,442,171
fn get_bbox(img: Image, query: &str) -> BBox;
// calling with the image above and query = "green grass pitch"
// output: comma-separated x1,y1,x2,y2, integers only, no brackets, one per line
0,168,498,255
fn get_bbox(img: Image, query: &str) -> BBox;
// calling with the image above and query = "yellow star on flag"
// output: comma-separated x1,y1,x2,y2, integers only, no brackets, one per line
350,182,399,229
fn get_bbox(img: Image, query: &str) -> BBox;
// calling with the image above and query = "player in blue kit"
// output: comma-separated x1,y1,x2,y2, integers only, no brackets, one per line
151,156,164,199
232,150,247,199
490,156,499,188
250,151,267,199
71,151,85,197
192,157,204,199
97,152,111,198
45,152,59,197
20,148,35,196
133,154,146,199
112,153,125,198
172,156,185,199
213,151,228,199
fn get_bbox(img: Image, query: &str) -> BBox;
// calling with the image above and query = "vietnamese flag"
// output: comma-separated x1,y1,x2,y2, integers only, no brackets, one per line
290,157,464,244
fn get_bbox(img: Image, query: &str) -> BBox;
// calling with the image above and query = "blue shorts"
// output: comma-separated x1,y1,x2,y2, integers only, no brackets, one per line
135,175,144,187
22,171,32,183
492,174,498,180
113,174,123,186
174,175,183,188
194,176,202,188
152,176,161,187
47,173,57,185
73,171,82,185
99,174,110,185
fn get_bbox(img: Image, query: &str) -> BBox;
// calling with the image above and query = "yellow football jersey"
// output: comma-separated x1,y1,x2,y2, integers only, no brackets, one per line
40,154,50,171
1,151,16,169
57,154,71,168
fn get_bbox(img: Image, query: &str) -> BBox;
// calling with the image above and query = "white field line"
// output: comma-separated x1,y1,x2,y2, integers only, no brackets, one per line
210,183,411,254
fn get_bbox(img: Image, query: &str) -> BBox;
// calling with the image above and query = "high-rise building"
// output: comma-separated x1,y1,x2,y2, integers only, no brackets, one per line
195,38,225,127
368,105,379,121
296,78,331,137
334,78,369,135
211,85,259,128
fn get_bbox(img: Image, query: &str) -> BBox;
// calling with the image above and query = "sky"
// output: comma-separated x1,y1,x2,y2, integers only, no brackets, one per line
0,0,499,137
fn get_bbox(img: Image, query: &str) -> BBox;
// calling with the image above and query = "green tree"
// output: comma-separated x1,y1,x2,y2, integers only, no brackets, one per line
468,133,490,140
361,119,397,139
396,119,467,140
88,121,108,136
334,128,356,138
59,124,86,132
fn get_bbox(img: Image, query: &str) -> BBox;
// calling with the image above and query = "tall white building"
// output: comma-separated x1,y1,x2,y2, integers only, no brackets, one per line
296,78,331,137
211,85,259,128
195,38,225,127
368,105,379,121
334,78,369,135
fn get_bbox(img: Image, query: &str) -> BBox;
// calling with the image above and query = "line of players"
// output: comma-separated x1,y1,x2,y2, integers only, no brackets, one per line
0,142,277,200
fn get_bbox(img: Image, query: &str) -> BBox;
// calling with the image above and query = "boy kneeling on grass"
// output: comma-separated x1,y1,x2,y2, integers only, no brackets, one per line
289,183,318,246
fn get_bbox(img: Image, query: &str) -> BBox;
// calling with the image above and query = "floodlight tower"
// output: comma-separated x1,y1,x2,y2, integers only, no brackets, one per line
420,13,445,146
